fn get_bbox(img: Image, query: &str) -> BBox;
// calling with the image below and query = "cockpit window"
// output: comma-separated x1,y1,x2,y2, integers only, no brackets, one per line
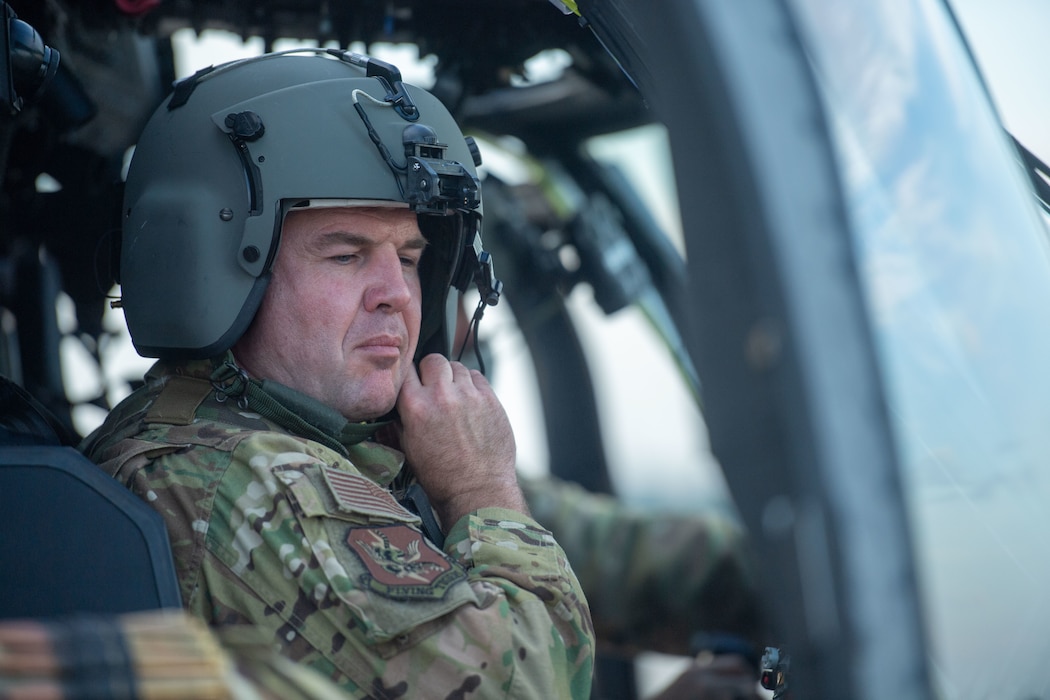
791,0,1050,695
584,124,685,257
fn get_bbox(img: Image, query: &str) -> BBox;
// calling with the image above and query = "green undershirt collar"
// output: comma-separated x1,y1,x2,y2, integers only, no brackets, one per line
208,354,389,457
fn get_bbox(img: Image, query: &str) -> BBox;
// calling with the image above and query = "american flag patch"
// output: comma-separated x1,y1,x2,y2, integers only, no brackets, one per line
321,467,421,523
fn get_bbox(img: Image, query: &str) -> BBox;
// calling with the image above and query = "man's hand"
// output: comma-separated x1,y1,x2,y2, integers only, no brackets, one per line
396,354,526,528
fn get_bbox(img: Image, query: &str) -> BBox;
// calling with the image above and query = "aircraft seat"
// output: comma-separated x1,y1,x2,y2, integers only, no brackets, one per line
0,376,182,619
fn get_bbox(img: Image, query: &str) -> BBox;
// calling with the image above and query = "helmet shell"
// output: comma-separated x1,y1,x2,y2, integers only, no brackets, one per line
121,52,480,359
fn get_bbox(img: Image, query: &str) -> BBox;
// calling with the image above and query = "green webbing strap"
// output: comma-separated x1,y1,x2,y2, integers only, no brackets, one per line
209,359,388,457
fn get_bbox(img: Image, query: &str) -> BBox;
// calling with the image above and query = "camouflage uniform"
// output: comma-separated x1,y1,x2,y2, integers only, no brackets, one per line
80,354,594,699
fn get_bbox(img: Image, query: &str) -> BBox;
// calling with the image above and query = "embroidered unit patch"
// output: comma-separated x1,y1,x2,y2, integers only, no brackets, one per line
346,524,465,600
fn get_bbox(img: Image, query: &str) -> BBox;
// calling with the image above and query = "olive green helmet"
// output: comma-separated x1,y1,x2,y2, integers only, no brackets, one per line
120,49,498,360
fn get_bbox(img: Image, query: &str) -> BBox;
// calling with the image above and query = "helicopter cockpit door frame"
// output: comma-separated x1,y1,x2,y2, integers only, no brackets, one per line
579,0,935,697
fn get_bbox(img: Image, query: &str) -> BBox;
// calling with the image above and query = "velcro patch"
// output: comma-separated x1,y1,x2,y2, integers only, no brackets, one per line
321,466,420,523
346,525,464,600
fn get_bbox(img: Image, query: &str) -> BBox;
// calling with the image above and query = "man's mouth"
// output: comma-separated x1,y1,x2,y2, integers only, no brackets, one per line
355,335,403,359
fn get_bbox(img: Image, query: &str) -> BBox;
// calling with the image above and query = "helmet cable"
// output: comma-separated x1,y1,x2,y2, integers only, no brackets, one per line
456,297,490,375
351,89,407,199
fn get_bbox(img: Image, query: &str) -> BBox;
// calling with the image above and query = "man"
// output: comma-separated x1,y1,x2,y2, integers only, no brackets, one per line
81,49,593,698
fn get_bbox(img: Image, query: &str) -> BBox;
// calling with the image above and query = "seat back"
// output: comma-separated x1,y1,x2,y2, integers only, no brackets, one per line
0,377,181,619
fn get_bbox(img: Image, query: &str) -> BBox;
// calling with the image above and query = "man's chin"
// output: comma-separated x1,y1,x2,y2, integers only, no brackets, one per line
334,374,402,422
350,397,398,422
337,396,398,422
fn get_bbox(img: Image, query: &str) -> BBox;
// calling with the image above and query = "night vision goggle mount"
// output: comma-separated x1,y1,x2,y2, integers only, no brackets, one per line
401,123,500,307
338,49,482,214
403,122,481,216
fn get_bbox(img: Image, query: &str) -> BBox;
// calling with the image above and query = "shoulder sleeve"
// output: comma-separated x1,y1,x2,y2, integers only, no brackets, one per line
440,507,596,698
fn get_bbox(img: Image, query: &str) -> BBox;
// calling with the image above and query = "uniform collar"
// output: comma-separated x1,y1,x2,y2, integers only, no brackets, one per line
149,353,399,482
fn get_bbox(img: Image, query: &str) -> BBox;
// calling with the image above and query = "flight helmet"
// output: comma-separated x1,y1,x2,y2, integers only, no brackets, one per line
119,49,500,361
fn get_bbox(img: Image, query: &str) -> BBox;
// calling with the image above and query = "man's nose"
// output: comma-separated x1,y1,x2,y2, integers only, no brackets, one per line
363,248,413,312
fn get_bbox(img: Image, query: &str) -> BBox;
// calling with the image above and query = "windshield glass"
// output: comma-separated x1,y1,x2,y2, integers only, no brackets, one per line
790,0,1050,696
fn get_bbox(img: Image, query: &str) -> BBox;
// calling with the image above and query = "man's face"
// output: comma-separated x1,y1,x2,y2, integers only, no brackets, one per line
234,206,426,420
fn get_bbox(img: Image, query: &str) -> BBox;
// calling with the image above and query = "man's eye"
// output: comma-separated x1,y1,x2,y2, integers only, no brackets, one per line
400,256,421,268
332,254,358,264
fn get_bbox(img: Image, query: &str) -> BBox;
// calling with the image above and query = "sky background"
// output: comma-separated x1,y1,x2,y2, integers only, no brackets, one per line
950,0,1050,165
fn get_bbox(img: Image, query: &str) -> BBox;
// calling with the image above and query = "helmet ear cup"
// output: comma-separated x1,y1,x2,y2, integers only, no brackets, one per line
416,215,467,361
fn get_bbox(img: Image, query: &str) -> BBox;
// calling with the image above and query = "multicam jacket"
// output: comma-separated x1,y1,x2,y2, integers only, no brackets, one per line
80,355,594,699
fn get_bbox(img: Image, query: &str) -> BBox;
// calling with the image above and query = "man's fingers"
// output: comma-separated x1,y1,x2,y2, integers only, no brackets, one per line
416,353,454,385
401,361,422,390
417,354,483,389
467,367,493,390
449,361,473,384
